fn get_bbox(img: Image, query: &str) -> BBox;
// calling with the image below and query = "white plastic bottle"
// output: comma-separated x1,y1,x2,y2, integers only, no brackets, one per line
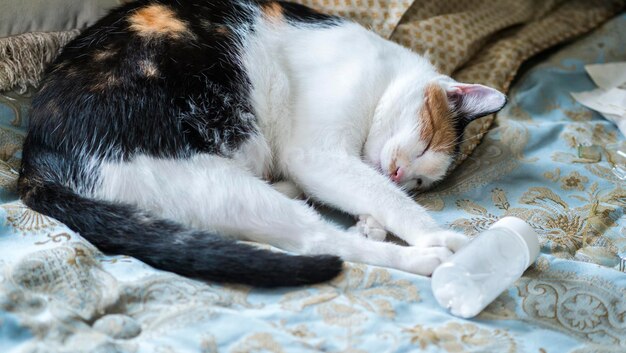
431,217,540,318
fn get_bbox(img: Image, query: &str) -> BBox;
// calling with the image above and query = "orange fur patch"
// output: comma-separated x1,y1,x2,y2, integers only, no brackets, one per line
138,60,159,77
215,25,230,35
93,48,117,61
65,67,79,78
419,83,456,153
44,100,61,117
129,4,189,38
262,2,284,23
90,72,120,92
389,159,397,174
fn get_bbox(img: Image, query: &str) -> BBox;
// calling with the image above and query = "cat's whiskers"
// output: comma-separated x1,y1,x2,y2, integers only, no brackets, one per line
451,132,484,148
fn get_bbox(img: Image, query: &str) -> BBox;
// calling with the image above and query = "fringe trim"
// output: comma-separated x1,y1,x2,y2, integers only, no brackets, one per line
0,30,80,93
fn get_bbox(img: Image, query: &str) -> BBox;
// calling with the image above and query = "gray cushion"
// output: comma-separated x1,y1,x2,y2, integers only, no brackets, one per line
0,0,120,38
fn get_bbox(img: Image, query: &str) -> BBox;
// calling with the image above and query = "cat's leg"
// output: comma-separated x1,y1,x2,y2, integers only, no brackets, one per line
273,182,389,241
285,150,467,250
271,182,387,242
351,215,388,242
270,181,387,241
97,154,452,275
274,184,389,242
271,180,304,199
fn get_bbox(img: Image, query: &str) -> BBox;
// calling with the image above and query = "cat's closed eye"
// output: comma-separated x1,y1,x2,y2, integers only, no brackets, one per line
415,144,430,159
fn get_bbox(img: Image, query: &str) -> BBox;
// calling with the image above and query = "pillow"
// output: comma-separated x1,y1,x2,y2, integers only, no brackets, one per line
0,0,120,38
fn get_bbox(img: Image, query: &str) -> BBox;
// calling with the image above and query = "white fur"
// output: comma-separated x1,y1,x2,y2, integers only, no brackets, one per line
94,14,507,276
350,215,387,242
95,154,454,275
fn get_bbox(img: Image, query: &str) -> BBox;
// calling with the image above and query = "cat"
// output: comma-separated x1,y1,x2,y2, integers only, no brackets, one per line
19,0,506,287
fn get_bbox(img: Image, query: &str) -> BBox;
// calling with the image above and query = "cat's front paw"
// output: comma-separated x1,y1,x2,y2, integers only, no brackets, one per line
352,215,387,242
410,230,469,253
399,246,453,276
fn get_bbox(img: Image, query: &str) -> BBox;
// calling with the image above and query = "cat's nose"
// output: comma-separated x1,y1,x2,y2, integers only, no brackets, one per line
391,166,404,183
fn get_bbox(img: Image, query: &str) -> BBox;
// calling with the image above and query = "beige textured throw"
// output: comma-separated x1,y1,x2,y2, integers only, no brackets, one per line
0,30,80,93
0,0,623,167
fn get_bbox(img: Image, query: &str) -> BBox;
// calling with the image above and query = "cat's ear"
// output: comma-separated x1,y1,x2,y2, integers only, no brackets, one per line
443,82,507,123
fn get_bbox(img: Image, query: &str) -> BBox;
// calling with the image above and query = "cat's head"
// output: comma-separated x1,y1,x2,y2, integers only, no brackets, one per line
364,75,506,190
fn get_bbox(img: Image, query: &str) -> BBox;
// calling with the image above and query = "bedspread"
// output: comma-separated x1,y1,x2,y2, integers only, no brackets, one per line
1,10,626,353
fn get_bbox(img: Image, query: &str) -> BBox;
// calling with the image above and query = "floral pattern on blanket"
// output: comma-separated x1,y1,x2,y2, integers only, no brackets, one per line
1,10,626,353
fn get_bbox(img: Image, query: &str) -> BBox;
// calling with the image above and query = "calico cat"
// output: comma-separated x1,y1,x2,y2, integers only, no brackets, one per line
19,0,506,287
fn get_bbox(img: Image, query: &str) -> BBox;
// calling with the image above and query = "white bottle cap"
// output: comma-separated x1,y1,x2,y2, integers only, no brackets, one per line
489,217,540,267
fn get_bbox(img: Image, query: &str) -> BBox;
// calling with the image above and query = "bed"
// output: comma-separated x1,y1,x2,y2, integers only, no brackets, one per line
1,1,625,352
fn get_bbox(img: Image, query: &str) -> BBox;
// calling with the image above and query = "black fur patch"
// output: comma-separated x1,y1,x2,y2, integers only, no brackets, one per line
25,0,257,164
277,1,340,25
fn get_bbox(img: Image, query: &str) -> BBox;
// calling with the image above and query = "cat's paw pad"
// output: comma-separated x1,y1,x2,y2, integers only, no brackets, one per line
400,246,453,276
353,215,387,242
412,230,469,252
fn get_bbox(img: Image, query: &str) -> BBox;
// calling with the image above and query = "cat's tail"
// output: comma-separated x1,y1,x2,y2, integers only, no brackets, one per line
20,181,343,287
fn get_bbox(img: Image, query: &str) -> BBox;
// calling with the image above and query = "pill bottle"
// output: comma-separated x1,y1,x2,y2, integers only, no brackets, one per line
431,217,540,318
